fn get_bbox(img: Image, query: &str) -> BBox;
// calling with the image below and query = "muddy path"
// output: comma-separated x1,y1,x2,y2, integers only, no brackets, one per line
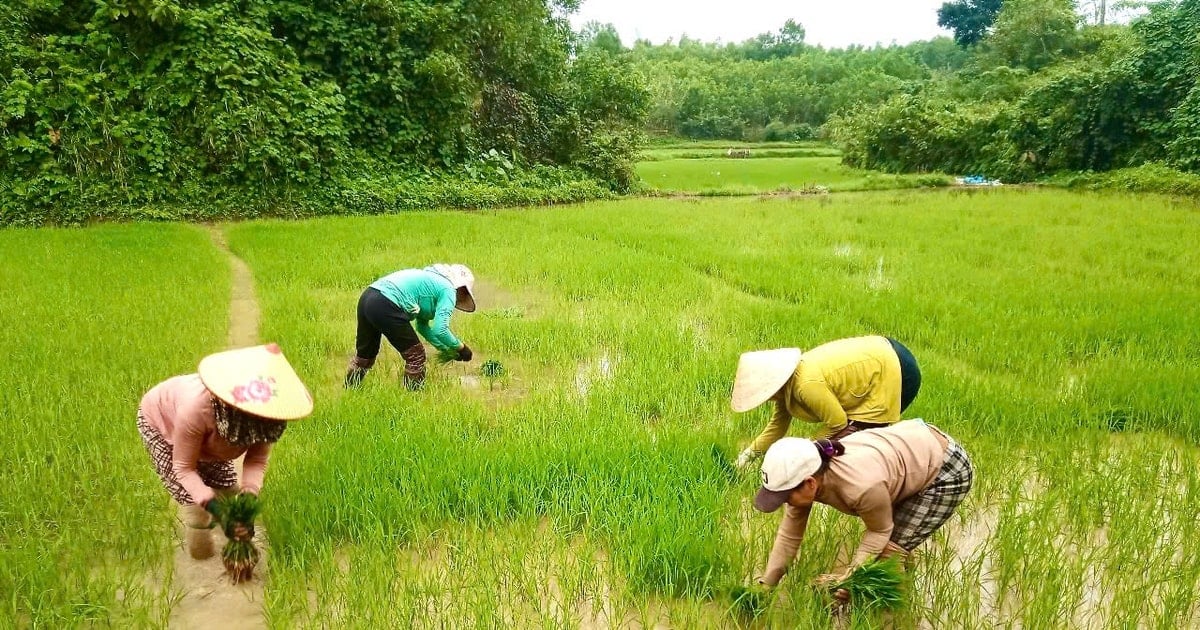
165,228,268,629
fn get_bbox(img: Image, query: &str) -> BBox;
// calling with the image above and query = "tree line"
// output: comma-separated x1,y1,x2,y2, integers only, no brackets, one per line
620,0,1199,182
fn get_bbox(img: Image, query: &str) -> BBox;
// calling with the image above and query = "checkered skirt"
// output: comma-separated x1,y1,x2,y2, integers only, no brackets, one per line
137,409,236,505
890,437,973,551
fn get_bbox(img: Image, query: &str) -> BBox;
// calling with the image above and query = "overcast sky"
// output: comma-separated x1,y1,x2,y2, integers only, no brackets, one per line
568,0,954,49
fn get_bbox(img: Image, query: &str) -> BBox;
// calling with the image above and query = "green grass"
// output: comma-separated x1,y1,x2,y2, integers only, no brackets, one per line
4,188,1200,627
636,156,951,194
644,138,828,150
639,147,843,161
0,224,228,625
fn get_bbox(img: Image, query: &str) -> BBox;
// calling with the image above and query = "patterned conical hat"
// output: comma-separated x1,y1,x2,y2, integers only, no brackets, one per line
198,343,313,421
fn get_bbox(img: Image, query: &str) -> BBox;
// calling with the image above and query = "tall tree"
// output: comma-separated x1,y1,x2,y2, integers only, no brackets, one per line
987,0,1079,70
937,0,1004,46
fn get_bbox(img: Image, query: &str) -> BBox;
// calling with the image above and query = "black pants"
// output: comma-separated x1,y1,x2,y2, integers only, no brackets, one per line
356,288,419,359
352,289,426,386
886,337,921,411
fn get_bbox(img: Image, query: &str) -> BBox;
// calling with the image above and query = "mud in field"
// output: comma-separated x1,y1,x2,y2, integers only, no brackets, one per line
574,351,618,397
208,227,260,348
167,512,269,630
471,278,543,319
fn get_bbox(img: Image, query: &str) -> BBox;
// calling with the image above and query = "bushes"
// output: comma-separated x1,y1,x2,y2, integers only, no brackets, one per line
830,1,1200,181
0,166,610,227
0,0,646,223
1048,163,1200,197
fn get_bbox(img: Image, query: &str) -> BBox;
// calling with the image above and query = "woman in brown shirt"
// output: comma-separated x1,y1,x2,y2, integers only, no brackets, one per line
752,419,973,589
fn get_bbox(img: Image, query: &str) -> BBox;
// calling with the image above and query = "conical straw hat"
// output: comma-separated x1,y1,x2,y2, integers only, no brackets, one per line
198,343,314,421
730,348,802,412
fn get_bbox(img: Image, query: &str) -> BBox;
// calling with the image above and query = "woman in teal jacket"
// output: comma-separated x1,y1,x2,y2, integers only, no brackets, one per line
345,264,476,390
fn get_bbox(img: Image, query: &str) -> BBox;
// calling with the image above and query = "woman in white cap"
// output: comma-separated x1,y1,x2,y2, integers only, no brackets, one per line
344,263,477,390
732,335,921,469
752,419,972,590
137,343,314,559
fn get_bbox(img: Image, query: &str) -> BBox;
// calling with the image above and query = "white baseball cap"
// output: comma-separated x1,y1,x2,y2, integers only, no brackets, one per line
754,438,822,512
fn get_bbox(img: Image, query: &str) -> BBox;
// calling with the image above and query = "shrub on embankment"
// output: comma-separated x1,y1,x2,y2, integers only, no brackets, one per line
829,0,1200,188
0,0,646,225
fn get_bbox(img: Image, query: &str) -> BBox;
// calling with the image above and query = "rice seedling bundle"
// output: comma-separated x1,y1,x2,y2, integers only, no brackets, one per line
834,558,906,612
211,493,262,583
728,584,771,618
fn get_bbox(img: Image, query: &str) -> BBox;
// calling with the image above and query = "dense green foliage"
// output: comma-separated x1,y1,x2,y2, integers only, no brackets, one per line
0,0,647,223
626,33,969,141
938,0,1004,46
833,0,1200,182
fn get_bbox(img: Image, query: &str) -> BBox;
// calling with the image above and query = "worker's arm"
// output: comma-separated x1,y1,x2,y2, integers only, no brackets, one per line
422,289,463,352
171,399,216,506
848,485,895,568
759,503,811,587
795,378,848,439
750,399,794,454
240,442,273,495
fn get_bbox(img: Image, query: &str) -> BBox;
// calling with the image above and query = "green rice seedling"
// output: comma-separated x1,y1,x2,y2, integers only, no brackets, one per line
708,444,737,484
834,559,906,612
728,584,771,619
480,359,506,390
211,493,262,583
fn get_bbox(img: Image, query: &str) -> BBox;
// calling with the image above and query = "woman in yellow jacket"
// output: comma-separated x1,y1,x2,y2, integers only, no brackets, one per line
732,335,921,469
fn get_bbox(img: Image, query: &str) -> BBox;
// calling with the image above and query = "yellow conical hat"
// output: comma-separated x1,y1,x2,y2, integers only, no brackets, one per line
730,348,802,413
198,343,313,421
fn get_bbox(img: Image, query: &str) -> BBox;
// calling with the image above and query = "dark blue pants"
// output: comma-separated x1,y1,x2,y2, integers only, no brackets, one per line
887,337,922,412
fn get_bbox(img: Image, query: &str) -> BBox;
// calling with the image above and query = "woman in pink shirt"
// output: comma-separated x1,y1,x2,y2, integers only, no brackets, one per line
750,419,973,594
138,344,313,559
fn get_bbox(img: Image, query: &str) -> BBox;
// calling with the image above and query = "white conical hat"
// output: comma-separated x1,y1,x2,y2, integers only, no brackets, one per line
198,343,314,421
429,263,476,312
730,348,802,412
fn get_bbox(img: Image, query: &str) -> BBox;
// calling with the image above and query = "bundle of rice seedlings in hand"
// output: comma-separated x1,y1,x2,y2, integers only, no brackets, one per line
436,349,460,364
211,493,262,583
834,558,906,612
728,584,771,619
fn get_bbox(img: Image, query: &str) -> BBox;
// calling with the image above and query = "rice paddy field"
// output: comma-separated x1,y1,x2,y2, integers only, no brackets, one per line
4,183,1200,628
636,156,950,195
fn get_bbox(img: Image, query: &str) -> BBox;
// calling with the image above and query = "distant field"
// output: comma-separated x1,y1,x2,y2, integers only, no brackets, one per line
644,139,828,150
639,147,843,161
636,156,950,194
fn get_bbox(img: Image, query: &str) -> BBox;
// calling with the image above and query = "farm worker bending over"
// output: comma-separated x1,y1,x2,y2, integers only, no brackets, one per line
752,420,973,589
732,335,921,469
345,263,477,390
137,344,313,559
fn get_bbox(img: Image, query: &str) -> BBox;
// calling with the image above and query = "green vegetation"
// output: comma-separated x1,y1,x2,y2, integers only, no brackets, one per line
833,1,1200,184
0,224,228,625
628,34,967,142
636,156,951,194
0,0,648,223
211,493,263,583
5,189,1199,626
836,559,907,612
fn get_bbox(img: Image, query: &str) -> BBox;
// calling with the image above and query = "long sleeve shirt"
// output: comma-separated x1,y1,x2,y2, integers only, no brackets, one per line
140,374,272,505
760,420,948,586
370,268,462,351
751,335,903,452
